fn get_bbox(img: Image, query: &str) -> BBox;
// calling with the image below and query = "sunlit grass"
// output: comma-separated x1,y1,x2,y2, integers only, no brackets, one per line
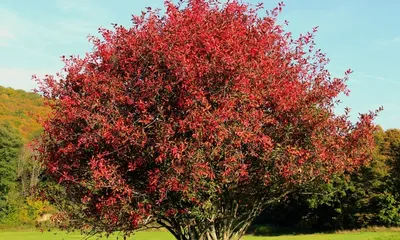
1,229,400,240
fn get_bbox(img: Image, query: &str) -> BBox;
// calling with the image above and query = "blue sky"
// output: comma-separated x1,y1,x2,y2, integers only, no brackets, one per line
0,0,399,129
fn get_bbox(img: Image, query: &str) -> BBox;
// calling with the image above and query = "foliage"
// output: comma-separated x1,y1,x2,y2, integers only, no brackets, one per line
16,147,43,198
0,86,49,142
0,137,49,227
256,126,400,230
0,122,23,222
250,225,312,236
0,86,50,226
36,0,376,239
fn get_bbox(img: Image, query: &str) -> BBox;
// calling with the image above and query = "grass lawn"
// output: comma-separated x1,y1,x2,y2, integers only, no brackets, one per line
1,231,400,240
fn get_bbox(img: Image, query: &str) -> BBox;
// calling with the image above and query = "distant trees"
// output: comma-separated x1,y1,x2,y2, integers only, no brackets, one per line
0,122,22,222
0,86,51,226
17,147,43,198
256,126,400,231
36,1,376,239
0,86,50,142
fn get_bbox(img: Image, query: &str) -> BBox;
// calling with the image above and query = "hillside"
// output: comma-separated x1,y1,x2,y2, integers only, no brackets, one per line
0,86,49,142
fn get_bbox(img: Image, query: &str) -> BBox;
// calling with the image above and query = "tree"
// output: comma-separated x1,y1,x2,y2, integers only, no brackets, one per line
17,147,43,198
35,1,377,239
255,127,400,231
0,122,23,221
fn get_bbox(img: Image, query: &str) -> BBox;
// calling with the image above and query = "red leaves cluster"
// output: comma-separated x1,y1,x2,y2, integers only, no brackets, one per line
35,0,377,233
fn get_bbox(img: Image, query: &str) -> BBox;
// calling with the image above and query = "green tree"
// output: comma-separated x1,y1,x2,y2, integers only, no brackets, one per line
0,122,23,221
16,147,43,198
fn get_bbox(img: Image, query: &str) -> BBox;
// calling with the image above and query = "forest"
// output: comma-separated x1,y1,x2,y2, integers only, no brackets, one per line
0,85,54,227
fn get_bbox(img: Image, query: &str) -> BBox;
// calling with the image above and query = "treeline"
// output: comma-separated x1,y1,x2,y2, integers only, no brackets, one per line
0,85,400,231
254,126,400,232
0,86,54,227
0,86,50,141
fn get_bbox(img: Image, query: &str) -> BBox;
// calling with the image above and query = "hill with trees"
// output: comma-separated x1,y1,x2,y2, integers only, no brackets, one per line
0,86,52,227
0,86,50,142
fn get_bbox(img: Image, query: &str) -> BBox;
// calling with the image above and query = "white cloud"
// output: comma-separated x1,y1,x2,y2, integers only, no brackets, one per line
0,68,57,91
56,19,98,34
0,14,19,47
56,0,79,10
56,0,109,19
356,72,400,85
0,8,50,45
378,36,400,46
0,28,16,39
0,7,94,48
0,7,95,91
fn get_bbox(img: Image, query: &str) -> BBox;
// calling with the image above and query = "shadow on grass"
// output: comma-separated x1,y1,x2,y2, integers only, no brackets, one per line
246,225,335,237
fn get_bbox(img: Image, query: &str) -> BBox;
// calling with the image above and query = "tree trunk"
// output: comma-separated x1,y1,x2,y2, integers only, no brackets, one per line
157,199,268,240
158,217,254,240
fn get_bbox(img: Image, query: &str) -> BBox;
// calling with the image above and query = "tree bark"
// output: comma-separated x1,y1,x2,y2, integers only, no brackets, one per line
160,216,255,240
158,198,272,239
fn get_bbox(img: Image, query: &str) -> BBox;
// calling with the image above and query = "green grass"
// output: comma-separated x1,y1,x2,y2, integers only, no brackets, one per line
246,232,400,240
1,231,400,240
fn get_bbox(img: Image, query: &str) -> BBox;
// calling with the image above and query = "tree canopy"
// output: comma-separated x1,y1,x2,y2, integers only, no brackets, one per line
0,86,53,226
255,126,400,231
0,122,23,221
0,86,49,142
35,1,377,239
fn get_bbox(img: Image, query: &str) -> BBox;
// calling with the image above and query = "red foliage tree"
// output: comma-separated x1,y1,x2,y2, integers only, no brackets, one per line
35,1,378,239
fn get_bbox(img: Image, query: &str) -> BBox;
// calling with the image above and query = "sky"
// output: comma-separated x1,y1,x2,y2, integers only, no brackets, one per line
0,0,399,129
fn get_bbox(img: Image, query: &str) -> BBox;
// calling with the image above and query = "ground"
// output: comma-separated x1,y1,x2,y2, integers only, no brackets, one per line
0,231,400,240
